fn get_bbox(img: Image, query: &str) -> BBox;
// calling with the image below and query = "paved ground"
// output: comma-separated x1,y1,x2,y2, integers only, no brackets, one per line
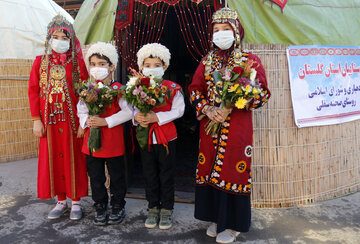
0,158,359,244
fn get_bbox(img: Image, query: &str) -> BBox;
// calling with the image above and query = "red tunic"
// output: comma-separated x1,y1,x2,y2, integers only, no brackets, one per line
189,50,271,195
28,54,89,200
82,81,126,158
149,80,182,145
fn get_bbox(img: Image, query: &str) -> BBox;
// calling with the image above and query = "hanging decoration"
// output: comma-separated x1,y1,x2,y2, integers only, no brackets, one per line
114,0,218,69
114,1,170,69
114,0,134,30
174,0,214,62
263,0,287,13
137,0,205,6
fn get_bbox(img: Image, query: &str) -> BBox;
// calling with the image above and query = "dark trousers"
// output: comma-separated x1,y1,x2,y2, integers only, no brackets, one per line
140,140,176,210
86,155,126,208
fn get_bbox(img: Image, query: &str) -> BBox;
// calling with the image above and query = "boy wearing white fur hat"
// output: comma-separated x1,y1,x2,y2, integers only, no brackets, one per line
134,43,185,230
77,42,132,225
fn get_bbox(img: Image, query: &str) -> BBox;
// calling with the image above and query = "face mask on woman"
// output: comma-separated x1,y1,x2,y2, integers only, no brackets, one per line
142,67,164,80
90,67,110,81
50,39,70,54
212,30,235,50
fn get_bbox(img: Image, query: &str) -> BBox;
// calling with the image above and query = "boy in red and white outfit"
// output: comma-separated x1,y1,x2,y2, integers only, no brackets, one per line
134,43,185,230
77,42,132,225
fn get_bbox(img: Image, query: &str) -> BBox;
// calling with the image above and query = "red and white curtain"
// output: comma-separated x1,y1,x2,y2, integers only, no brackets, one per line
114,0,220,69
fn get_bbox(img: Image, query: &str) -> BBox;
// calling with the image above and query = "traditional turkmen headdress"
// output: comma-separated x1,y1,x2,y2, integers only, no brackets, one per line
137,43,171,70
42,14,82,90
211,7,244,49
85,42,119,68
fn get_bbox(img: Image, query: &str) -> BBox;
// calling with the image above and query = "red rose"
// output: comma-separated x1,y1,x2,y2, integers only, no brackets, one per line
141,77,150,87
233,66,244,76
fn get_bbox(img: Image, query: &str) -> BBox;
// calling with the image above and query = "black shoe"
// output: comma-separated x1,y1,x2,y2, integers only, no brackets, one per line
108,204,125,225
94,203,107,226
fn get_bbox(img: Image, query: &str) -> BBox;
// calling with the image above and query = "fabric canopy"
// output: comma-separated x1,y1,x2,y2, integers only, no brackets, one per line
229,0,360,45
0,0,74,59
74,0,117,46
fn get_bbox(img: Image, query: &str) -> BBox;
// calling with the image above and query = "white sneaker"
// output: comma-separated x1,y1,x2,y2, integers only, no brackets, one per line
206,223,217,237
48,202,68,219
216,229,240,244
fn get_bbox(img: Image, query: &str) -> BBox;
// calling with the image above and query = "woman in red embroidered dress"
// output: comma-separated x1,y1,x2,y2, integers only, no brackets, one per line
188,8,271,243
28,14,88,220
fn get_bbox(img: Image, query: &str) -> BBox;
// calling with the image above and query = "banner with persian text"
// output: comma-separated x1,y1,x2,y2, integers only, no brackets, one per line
287,45,360,128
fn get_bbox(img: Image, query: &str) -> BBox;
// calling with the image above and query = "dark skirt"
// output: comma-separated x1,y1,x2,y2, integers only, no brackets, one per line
194,185,251,233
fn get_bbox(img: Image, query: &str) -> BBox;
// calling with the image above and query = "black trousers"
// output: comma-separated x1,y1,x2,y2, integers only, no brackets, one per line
86,155,126,208
140,140,176,210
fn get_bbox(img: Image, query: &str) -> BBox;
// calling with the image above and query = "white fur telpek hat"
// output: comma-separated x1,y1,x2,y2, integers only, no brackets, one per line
137,43,171,69
85,42,118,68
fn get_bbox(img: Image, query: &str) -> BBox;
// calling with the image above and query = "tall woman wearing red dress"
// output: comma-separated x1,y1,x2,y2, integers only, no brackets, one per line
28,14,88,220
189,8,271,244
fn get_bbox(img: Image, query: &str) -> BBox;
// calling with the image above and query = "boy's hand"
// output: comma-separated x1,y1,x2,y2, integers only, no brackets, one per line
77,126,85,138
135,112,159,125
33,120,45,137
144,111,159,124
87,116,108,127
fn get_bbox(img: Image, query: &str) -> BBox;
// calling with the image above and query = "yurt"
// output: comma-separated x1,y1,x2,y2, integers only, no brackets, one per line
0,0,73,163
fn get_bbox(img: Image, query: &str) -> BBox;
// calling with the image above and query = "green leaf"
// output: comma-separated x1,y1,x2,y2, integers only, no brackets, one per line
213,71,223,83
231,74,240,81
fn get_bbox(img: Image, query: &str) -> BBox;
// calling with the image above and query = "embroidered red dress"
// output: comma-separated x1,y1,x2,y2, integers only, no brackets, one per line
189,48,271,232
28,52,89,200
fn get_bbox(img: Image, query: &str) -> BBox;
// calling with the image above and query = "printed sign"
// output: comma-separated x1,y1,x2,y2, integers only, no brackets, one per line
287,45,360,127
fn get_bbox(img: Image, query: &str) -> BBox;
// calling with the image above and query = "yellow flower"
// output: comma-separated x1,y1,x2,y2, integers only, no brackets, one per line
228,84,239,92
161,86,167,93
253,87,260,95
216,81,223,87
235,98,247,109
236,89,243,94
245,85,251,95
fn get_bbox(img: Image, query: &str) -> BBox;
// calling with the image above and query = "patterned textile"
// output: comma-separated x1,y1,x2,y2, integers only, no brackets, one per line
114,0,134,30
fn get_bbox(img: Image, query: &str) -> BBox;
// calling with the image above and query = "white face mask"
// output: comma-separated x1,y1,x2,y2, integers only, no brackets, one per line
142,67,164,80
212,30,235,50
50,39,70,54
90,67,110,81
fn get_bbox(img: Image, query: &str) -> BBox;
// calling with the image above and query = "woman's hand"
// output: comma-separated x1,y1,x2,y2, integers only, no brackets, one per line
206,106,226,123
77,126,85,138
33,120,45,137
87,116,108,128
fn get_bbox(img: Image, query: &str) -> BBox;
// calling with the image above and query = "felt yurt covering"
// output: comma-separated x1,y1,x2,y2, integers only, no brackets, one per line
0,0,73,162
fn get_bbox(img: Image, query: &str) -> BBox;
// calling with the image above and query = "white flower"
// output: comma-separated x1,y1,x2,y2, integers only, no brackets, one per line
126,77,138,88
250,68,257,81
150,78,156,87
97,82,104,88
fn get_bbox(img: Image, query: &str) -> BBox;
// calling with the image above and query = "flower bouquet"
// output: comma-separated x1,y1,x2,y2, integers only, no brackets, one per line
77,80,119,152
206,60,263,136
121,74,169,149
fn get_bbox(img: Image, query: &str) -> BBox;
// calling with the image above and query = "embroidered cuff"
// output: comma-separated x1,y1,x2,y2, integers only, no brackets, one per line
248,89,270,111
191,90,209,118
